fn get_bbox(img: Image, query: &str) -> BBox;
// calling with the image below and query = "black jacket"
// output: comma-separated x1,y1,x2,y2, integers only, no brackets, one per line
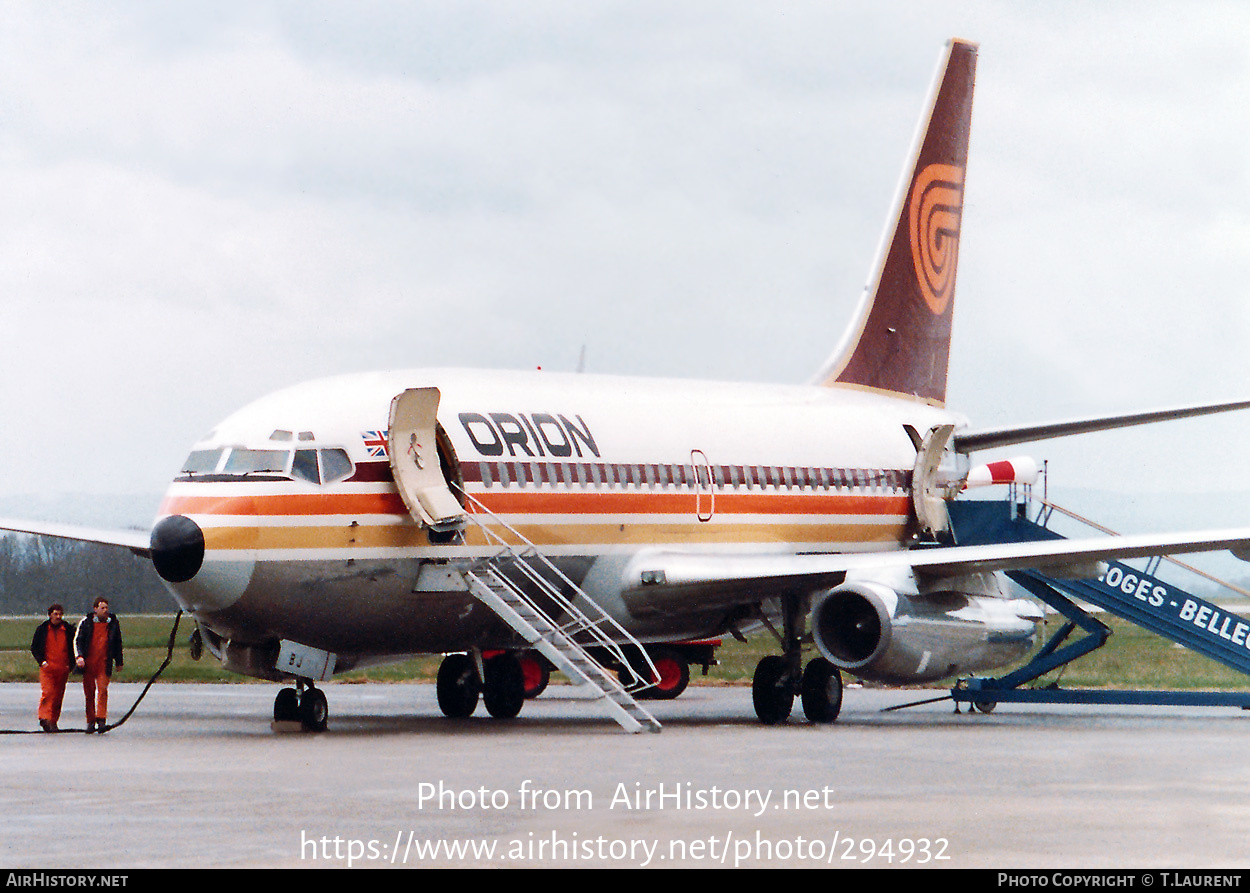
31,619,76,667
74,613,124,676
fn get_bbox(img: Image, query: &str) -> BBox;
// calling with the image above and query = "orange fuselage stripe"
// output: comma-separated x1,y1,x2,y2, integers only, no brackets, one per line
160,490,911,518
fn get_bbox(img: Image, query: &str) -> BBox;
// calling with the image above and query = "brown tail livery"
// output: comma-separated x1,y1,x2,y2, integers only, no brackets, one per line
814,39,977,407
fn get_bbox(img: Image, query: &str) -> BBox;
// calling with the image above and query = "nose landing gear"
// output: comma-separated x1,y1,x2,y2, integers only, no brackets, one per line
273,681,328,732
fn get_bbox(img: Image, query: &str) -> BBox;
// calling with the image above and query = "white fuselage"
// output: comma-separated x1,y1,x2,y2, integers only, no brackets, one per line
156,369,961,664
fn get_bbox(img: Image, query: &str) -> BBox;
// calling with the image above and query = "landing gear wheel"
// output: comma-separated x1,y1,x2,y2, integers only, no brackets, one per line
752,655,794,725
519,653,550,699
299,686,328,733
483,653,525,719
640,649,690,701
800,658,842,723
436,654,479,718
972,700,997,714
274,687,299,723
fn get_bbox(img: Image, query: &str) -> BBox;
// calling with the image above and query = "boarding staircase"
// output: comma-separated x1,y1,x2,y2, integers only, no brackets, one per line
453,488,662,734
946,495,1250,709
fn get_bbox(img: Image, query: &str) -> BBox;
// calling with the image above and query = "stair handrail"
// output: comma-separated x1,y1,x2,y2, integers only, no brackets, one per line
1029,494,1250,600
460,569,661,732
452,484,661,691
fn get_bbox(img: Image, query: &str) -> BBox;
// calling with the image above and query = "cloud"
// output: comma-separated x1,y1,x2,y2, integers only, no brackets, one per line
0,2,1247,508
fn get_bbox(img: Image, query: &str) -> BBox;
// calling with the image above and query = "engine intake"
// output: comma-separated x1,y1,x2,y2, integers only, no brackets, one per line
810,582,895,671
810,576,1040,684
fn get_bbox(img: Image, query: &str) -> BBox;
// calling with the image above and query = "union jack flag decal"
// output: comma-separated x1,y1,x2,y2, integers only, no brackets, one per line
361,430,389,458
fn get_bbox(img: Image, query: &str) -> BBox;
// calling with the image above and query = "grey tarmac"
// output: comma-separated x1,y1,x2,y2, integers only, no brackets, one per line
2,682,1248,868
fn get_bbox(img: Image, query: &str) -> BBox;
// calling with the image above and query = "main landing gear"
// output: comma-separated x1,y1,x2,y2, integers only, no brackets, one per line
274,680,329,733
751,595,843,725
436,651,526,720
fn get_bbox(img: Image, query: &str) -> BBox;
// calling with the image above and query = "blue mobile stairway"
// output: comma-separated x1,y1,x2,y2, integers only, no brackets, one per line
944,497,1250,710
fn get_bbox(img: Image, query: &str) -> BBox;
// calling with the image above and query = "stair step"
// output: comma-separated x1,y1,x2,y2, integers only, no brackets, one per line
463,566,660,733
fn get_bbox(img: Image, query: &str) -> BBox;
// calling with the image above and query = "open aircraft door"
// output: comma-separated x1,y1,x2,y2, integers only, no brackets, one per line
388,388,466,532
911,423,955,540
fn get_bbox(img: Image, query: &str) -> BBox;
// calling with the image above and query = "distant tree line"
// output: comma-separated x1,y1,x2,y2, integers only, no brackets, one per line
0,534,176,616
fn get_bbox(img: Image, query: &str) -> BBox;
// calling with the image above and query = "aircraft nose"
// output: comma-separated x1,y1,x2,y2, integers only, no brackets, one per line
150,515,205,583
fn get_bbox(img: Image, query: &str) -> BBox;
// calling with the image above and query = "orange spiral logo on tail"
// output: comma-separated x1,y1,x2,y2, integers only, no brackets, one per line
908,163,964,315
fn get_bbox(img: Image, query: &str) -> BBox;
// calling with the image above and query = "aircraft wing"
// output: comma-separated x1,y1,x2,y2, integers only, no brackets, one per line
630,528,1250,594
0,518,151,557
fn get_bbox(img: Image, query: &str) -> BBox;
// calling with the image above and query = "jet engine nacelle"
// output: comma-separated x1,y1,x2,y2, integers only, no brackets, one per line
809,575,1042,685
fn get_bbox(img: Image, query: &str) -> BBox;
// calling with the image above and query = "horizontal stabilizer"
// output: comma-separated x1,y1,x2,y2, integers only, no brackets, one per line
954,398,1250,453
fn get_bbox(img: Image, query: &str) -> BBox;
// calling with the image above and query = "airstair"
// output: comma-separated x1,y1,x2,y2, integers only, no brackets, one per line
454,488,662,734
384,388,659,733
946,495,1250,710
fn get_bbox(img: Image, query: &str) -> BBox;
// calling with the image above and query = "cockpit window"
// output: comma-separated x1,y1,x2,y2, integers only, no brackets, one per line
181,449,224,474
289,448,353,485
291,450,320,484
321,449,353,484
222,449,290,474
179,445,353,483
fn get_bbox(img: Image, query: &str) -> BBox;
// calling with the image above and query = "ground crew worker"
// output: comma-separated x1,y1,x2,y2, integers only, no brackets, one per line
31,604,75,732
74,597,123,733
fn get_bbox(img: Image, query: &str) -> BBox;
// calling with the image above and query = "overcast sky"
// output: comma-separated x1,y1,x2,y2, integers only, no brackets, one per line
2,2,1248,529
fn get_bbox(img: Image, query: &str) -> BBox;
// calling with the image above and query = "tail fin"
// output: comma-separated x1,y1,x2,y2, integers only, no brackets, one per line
813,38,977,407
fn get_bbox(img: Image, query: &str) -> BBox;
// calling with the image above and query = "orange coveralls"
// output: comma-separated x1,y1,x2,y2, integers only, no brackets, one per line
38,624,71,725
83,622,111,724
